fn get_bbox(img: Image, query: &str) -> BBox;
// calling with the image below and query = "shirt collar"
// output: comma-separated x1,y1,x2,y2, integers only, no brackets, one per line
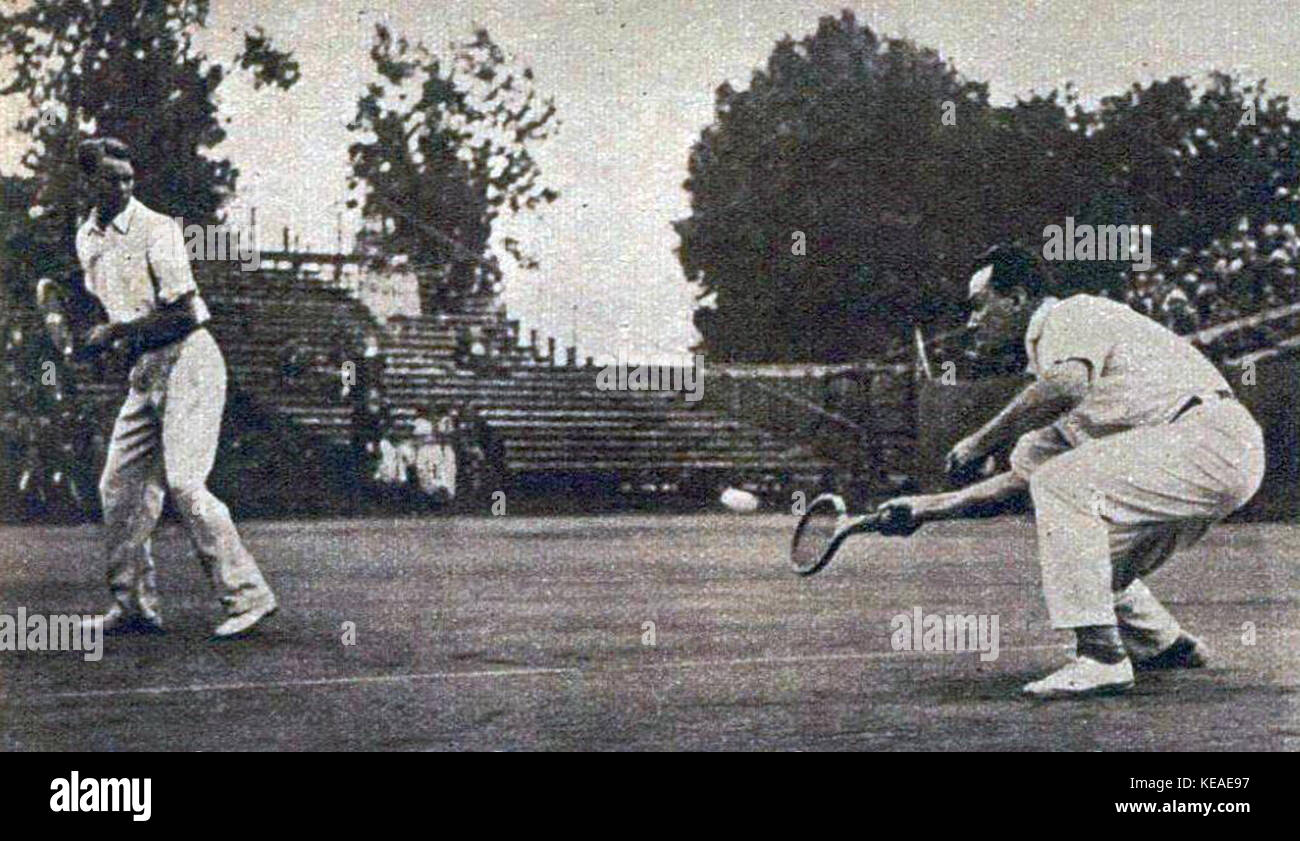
1025,295,1061,344
1024,295,1061,376
89,197,139,235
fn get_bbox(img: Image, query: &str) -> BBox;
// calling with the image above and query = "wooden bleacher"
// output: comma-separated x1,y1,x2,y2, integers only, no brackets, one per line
196,261,833,492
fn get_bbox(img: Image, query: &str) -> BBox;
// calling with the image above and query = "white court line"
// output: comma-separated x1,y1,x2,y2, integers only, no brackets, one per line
13,644,1065,702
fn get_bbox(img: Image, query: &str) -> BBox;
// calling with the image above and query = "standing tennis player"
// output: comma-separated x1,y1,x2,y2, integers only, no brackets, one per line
69,137,277,638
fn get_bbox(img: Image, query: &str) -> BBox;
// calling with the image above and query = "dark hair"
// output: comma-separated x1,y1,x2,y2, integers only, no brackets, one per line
77,137,132,177
973,244,1051,299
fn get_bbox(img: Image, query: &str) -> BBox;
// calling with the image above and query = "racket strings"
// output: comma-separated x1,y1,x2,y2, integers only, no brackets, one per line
791,496,849,575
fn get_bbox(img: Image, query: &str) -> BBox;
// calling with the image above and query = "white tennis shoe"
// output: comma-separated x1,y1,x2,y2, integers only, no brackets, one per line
213,592,278,639
1022,655,1134,699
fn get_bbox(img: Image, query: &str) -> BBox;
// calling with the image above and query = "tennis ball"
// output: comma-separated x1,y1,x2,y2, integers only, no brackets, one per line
719,487,759,513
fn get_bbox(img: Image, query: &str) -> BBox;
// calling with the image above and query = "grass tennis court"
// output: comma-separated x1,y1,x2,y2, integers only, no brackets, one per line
1,514,1295,751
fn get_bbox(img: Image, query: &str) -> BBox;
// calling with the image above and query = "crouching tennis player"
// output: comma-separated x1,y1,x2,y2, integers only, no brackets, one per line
878,246,1264,699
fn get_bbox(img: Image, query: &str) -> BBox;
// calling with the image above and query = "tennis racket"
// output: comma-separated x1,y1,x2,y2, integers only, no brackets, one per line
789,493,919,577
37,276,117,365
35,277,75,358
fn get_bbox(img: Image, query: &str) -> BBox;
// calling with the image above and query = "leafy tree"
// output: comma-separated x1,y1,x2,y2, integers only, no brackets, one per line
346,25,559,314
0,0,299,519
0,0,300,291
677,11,999,361
1086,74,1299,257
679,11,1300,362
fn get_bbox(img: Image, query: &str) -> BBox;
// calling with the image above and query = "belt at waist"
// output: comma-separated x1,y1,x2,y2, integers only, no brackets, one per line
125,322,208,367
1171,389,1235,423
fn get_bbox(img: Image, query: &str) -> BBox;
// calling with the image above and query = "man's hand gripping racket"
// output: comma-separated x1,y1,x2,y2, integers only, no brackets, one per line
790,493,922,577
36,277,117,363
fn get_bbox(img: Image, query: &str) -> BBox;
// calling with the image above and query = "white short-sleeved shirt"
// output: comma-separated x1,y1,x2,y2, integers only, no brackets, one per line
1025,294,1229,445
75,197,211,326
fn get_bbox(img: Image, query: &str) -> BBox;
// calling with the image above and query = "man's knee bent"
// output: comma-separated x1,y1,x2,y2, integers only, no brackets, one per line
99,470,160,522
1027,454,1084,505
1010,425,1071,482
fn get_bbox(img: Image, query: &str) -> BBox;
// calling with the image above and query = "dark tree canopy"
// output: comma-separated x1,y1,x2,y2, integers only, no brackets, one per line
346,25,558,314
0,0,300,289
0,0,300,517
678,10,1300,362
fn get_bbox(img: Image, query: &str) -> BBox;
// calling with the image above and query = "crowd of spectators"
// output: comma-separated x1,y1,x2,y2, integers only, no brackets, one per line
913,206,1300,375
1,292,506,521
1125,208,1300,342
362,405,495,511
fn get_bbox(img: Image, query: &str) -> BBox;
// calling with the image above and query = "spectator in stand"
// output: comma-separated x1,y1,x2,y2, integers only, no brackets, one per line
1283,223,1299,256
456,325,490,369
1160,287,1200,335
396,431,420,504
1150,270,1168,301
331,339,353,404
1127,272,1158,318
433,407,458,500
1193,276,1219,323
348,333,384,489
1175,270,1199,303
372,430,409,508
361,332,383,396
1266,246,1295,300
470,326,489,365
456,407,499,508
355,388,387,489
408,416,435,500
409,411,456,506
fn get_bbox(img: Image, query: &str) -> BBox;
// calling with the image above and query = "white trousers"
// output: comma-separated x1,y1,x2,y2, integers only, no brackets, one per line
1011,399,1265,657
99,329,272,617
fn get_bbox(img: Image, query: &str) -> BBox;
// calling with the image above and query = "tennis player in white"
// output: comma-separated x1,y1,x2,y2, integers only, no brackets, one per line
70,137,277,638
878,246,1264,698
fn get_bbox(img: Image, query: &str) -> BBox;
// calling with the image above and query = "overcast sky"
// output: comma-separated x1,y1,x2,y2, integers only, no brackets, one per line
2,1,1296,358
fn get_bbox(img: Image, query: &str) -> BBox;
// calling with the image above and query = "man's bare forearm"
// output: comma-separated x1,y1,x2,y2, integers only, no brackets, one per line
919,471,1028,522
969,378,1078,454
103,293,203,352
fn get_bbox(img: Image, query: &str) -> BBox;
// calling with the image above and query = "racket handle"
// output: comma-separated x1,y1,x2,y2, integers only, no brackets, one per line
844,509,919,538
838,512,881,537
